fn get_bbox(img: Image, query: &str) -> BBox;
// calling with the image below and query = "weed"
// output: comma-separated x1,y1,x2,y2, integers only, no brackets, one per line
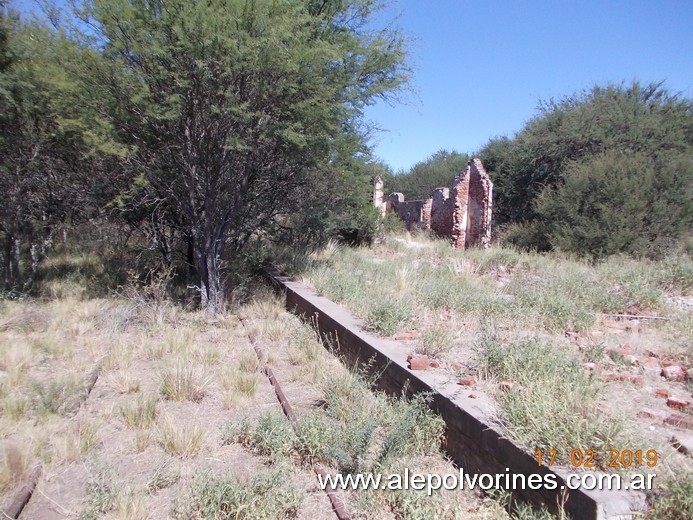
145,459,180,493
417,325,455,358
159,362,209,402
158,416,205,457
648,474,693,520
80,465,117,519
367,299,412,336
477,334,625,466
172,468,302,520
227,413,297,464
0,443,29,493
120,395,158,429
107,370,140,394
30,376,81,417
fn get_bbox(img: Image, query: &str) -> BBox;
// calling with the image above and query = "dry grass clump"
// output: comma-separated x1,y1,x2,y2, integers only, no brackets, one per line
159,362,210,402
0,442,30,493
120,395,158,429
107,370,140,394
157,416,205,457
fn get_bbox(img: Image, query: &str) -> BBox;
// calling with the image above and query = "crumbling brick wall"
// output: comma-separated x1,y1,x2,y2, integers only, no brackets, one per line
377,158,493,248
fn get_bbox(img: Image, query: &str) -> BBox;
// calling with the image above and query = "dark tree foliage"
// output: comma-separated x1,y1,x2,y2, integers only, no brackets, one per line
0,7,102,292
386,149,469,200
479,82,693,257
68,0,409,313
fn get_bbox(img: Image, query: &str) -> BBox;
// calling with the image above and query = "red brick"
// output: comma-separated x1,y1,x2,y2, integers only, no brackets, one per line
467,393,478,399
655,388,671,399
602,372,643,385
458,375,476,387
670,433,693,455
617,343,632,356
407,354,429,371
667,397,692,413
643,357,661,379
395,330,419,341
637,409,666,422
662,365,686,382
665,414,693,430
499,381,515,392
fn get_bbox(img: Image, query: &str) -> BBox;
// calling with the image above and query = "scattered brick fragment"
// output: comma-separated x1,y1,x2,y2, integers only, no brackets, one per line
238,313,249,322
667,397,692,413
467,394,477,399
665,414,693,430
670,434,693,456
499,381,515,392
458,375,476,387
407,354,429,371
662,365,686,382
617,343,632,356
450,361,463,372
655,388,671,399
602,372,643,385
623,355,640,365
643,357,661,378
637,409,666,422
430,359,441,368
395,330,419,341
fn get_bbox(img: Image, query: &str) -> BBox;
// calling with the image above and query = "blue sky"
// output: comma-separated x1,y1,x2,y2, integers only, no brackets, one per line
365,0,693,172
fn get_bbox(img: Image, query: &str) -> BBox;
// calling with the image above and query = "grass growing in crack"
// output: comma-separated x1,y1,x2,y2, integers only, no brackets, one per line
120,395,158,429
30,376,82,417
159,362,209,402
477,334,626,466
226,413,297,464
158,416,205,457
145,459,180,494
0,443,30,494
417,325,455,358
367,299,412,336
172,468,302,520
79,465,118,519
647,474,693,520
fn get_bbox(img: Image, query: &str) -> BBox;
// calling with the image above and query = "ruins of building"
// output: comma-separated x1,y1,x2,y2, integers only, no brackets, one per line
375,158,493,249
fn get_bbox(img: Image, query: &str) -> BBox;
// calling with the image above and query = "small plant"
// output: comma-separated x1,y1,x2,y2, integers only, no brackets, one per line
159,362,209,402
158,416,205,457
227,413,297,464
120,396,158,429
417,325,455,358
80,465,118,519
477,334,625,466
648,474,693,520
30,377,81,417
108,371,140,394
367,299,412,336
172,469,302,519
145,459,180,494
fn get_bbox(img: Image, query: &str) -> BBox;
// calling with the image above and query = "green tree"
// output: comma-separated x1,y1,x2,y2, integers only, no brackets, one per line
387,149,468,200
73,0,408,313
0,5,103,292
479,82,693,256
535,152,692,258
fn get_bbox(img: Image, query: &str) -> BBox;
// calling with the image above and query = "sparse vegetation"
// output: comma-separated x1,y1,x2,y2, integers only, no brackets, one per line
172,469,303,520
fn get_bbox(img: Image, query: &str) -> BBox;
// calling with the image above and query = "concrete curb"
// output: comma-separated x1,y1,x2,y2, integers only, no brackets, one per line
262,267,648,520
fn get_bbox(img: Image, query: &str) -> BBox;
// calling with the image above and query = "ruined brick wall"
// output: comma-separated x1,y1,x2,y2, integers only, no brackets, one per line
376,158,492,247
430,188,453,238
451,158,493,249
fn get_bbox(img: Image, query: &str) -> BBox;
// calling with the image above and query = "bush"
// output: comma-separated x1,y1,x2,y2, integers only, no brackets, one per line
536,151,692,258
